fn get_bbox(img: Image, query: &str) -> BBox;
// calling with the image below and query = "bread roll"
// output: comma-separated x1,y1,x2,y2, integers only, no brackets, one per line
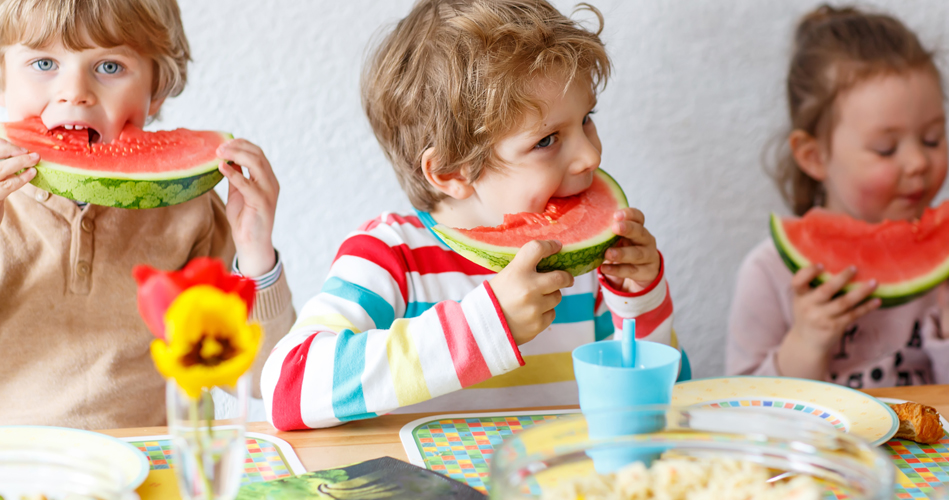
888,402,944,445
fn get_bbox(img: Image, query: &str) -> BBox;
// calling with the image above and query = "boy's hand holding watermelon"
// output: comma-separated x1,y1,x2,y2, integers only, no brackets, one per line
598,207,662,293
216,139,280,278
0,141,39,223
490,239,575,345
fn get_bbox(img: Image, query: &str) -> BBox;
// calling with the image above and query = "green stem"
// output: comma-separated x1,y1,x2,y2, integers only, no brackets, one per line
189,390,215,498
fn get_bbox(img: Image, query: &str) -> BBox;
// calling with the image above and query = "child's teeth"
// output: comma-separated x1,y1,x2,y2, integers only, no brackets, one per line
64,125,74,130
75,125,84,130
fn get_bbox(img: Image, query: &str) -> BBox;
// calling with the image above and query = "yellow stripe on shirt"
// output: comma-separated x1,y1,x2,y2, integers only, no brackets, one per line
467,331,680,390
291,314,361,334
386,319,432,406
467,352,576,389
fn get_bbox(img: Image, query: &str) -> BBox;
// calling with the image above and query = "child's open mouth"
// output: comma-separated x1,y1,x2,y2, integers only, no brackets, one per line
51,124,102,145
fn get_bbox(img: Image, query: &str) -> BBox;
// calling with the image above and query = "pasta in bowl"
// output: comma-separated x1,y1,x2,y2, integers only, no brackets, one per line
488,405,895,500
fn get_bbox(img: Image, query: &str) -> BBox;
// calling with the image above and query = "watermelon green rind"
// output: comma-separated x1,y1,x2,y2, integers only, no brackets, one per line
433,170,627,276
0,122,231,208
29,162,224,209
770,212,949,308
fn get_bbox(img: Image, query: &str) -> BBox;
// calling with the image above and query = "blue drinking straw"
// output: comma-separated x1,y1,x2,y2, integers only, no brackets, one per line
622,318,636,367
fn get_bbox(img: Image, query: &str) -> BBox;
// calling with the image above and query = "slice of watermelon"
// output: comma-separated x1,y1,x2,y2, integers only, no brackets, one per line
0,117,231,209
770,201,949,307
433,169,628,276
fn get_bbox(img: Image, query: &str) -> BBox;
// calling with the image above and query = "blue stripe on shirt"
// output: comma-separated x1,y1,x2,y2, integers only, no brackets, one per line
595,310,615,341
552,293,594,324
322,276,395,329
331,329,377,422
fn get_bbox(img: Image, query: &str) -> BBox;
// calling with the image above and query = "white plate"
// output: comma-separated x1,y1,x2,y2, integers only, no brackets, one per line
0,425,149,490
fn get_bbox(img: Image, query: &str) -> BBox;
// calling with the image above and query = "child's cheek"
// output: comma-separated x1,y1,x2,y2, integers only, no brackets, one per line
852,165,902,214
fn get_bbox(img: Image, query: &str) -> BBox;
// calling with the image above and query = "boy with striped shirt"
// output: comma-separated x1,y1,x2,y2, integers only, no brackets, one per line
262,0,677,430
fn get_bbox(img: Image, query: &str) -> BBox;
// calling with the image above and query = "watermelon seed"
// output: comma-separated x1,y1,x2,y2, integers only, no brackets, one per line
56,134,63,140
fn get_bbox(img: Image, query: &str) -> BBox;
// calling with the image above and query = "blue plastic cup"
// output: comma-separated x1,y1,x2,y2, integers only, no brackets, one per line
572,340,681,472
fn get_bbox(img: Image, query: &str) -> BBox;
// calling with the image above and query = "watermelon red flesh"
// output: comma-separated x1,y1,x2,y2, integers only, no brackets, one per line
771,201,949,307
432,169,628,276
0,117,230,209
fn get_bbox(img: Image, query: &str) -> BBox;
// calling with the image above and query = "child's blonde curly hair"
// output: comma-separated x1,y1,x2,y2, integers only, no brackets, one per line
362,0,611,212
0,0,190,106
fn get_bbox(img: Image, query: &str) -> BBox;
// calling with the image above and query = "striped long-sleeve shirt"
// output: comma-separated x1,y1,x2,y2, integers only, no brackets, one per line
262,211,676,430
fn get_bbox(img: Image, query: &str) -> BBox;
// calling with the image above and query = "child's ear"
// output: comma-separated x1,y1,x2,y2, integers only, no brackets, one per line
421,148,475,200
789,129,827,181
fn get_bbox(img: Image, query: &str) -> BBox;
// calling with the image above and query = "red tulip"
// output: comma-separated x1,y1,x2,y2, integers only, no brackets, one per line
132,257,256,340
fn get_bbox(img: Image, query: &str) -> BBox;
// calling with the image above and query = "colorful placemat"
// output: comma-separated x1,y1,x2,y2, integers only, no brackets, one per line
400,411,949,498
123,431,306,500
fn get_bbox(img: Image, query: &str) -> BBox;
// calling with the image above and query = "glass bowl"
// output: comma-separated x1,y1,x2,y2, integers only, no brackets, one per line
488,405,902,500
0,446,138,500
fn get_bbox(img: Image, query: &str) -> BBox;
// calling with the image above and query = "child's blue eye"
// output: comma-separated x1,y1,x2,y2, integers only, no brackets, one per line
536,134,555,148
96,61,123,74
31,59,56,71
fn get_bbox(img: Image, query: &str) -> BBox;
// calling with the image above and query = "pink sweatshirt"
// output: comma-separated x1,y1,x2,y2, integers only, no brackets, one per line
727,239,949,389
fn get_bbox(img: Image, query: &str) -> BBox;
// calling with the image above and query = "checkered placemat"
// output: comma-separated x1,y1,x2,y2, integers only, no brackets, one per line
127,431,305,485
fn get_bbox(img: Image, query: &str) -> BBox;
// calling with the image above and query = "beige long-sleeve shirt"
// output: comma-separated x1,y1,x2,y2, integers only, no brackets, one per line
0,184,294,430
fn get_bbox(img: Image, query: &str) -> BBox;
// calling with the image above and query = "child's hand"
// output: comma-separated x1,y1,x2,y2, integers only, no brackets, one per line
0,141,39,224
216,139,280,278
490,240,574,346
599,208,661,293
777,265,880,378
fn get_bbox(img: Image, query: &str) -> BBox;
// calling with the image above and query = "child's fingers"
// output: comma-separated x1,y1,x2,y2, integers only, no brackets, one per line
512,240,562,272
536,269,574,294
604,245,654,265
217,146,279,195
612,221,655,247
836,294,882,325
826,279,878,317
613,207,645,225
0,141,28,159
541,289,563,312
790,265,824,295
218,160,253,194
599,262,655,283
0,164,37,200
813,266,858,302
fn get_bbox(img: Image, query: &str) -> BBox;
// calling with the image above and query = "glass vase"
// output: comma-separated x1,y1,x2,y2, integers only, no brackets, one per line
167,374,248,500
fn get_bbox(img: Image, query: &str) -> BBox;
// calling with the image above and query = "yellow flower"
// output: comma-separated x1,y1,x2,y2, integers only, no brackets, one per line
150,285,263,399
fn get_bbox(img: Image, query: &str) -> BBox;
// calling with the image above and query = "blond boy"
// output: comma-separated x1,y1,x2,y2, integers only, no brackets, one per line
0,0,293,430
262,0,677,430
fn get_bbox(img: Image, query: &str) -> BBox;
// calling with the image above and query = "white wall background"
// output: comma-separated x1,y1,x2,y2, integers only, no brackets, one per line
155,0,949,387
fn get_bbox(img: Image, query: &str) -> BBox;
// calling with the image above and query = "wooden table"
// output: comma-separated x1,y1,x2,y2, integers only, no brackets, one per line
100,385,948,473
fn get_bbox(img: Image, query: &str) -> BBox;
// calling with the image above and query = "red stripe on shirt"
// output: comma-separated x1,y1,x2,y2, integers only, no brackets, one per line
385,213,426,228
402,245,494,276
359,213,425,232
435,301,492,387
612,286,673,339
336,235,409,305
272,333,318,431
484,281,524,366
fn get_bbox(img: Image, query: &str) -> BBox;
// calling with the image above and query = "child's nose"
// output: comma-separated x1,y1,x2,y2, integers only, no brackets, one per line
902,142,931,176
56,70,97,107
571,135,601,174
